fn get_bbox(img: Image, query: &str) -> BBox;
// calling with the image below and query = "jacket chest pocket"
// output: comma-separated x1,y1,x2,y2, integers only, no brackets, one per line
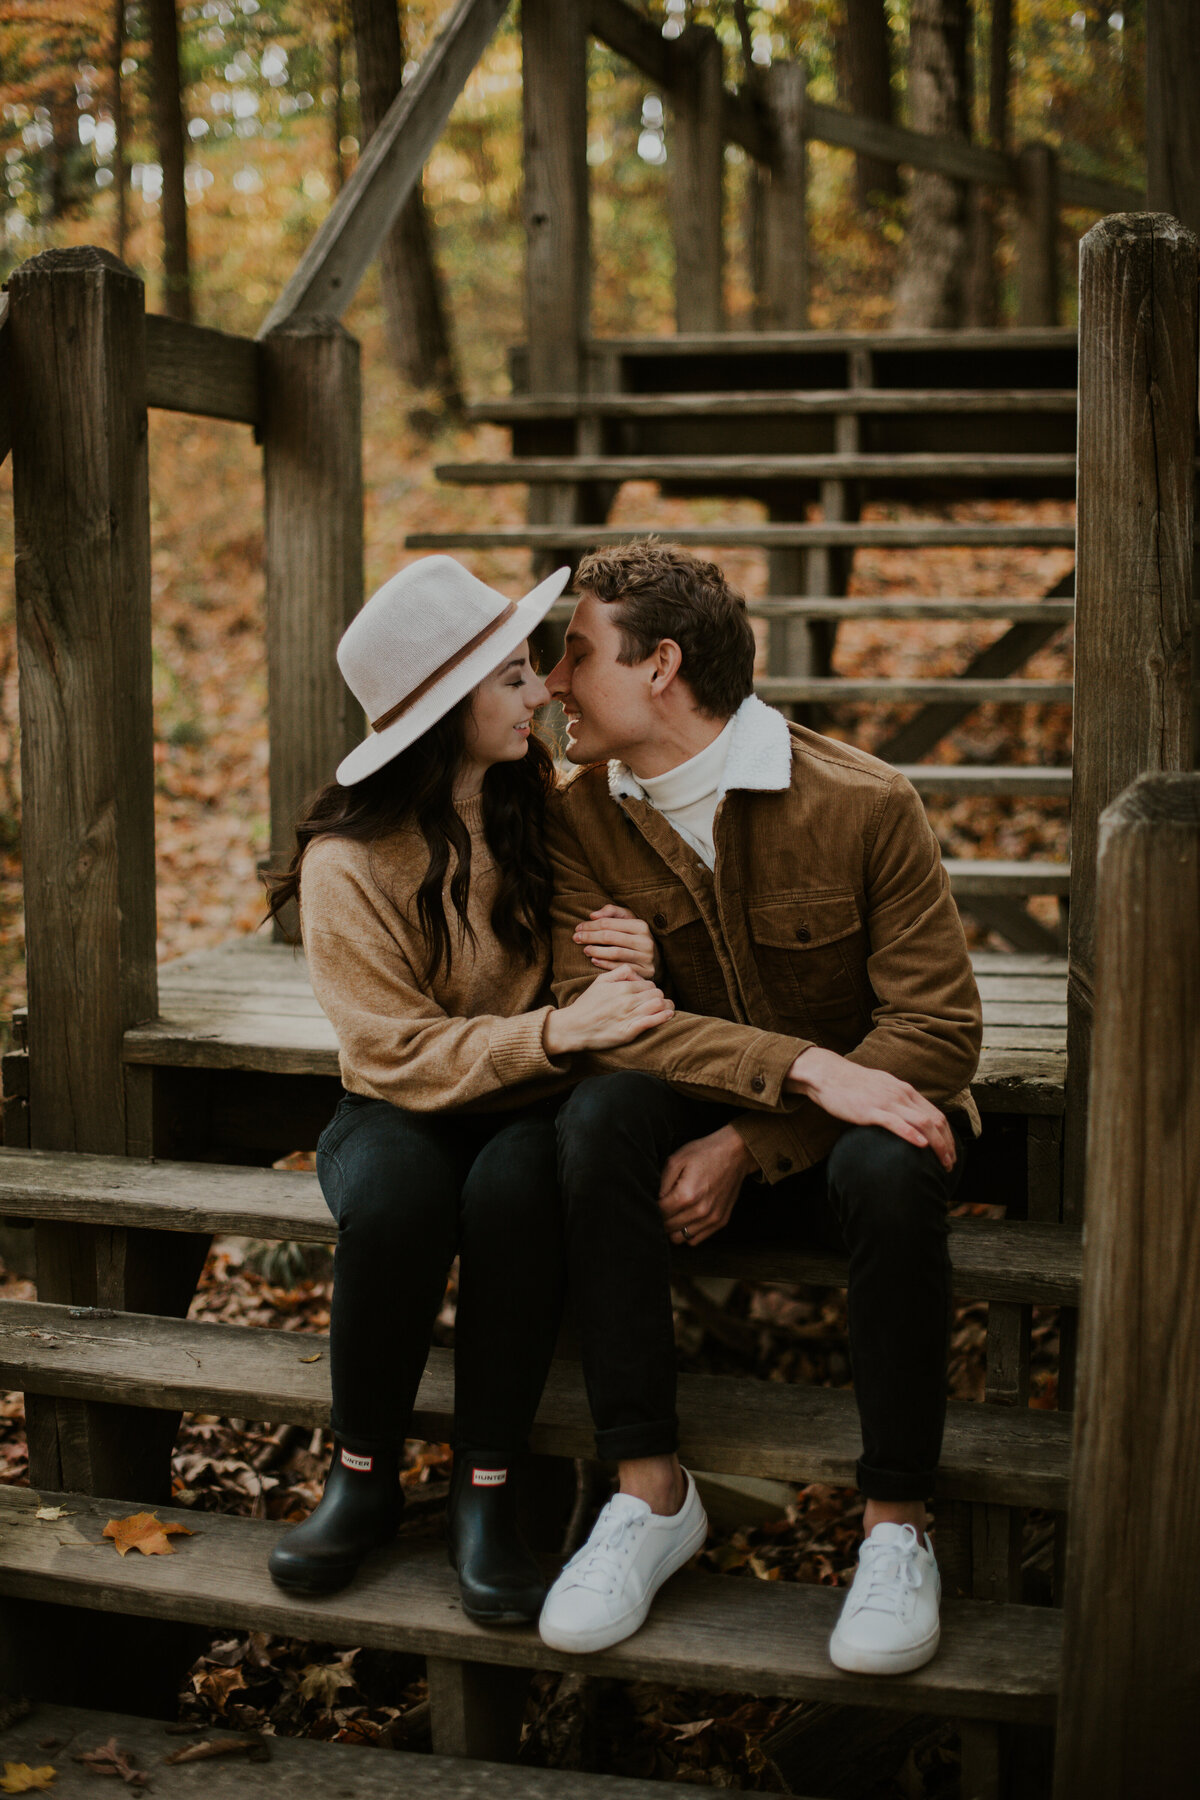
748,892,866,1024
638,885,735,1021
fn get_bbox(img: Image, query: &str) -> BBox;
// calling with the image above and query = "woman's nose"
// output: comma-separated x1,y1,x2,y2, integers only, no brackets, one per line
529,679,551,709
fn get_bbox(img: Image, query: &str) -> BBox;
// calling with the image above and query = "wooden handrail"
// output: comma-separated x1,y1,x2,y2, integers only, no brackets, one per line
259,0,511,337
0,294,10,465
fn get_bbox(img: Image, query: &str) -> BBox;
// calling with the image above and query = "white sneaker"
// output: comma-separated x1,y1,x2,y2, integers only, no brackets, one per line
538,1471,708,1654
828,1522,941,1675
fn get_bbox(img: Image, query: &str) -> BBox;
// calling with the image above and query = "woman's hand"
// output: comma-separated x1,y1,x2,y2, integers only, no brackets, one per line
543,966,675,1055
573,905,661,981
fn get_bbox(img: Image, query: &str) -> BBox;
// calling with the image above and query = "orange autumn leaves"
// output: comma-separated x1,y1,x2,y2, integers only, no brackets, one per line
102,1511,193,1558
0,1769,56,1794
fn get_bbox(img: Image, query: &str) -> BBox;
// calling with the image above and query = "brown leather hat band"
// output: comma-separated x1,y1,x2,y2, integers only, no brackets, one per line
370,601,519,734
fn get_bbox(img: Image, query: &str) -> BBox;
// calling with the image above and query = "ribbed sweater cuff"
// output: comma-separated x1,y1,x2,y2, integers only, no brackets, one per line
487,1006,567,1087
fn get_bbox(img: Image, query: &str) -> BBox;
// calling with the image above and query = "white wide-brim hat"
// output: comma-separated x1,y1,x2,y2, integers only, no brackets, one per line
336,555,571,786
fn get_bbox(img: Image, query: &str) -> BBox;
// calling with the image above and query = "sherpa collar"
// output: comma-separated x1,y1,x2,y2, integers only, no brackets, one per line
607,693,793,804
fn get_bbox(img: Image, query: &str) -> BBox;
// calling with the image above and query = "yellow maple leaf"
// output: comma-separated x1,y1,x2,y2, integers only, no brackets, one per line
102,1512,194,1557
0,1764,56,1792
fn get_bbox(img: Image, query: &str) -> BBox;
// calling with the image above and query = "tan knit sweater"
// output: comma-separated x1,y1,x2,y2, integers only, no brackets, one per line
299,794,569,1112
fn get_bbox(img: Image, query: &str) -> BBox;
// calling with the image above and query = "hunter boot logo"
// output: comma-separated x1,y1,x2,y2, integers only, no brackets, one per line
341,1449,374,1473
471,1468,507,1487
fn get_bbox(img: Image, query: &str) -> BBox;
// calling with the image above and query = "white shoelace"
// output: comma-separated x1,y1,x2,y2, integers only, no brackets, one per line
562,1498,649,1597
856,1525,925,1614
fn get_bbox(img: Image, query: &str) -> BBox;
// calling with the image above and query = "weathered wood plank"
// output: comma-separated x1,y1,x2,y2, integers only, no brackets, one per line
468,388,1079,421
1055,776,1200,1795
548,597,1076,624
875,615,1069,765
596,327,1077,354
0,294,10,464
670,25,725,331
1016,143,1060,328
0,1151,1081,1302
759,59,809,329
405,523,1078,551
259,0,511,333
523,0,589,393
944,861,1069,897
143,313,258,423
0,1705,671,1800
1065,213,1199,1226
0,1488,1061,1720
0,1301,1072,1507
437,453,1079,483
756,678,1072,704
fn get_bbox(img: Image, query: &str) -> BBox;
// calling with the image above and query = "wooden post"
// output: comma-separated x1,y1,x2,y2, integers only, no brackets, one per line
522,0,593,583
1054,773,1200,1799
669,23,724,332
5,248,203,1501
1146,0,1200,236
427,1658,531,1762
1064,213,1199,1226
261,318,364,938
759,60,809,330
1015,142,1059,327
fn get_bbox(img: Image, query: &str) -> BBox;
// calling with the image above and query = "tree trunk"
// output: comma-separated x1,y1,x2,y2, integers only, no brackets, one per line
892,0,972,329
350,0,461,409
112,0,129,260
838,0,900,204
964,0,1012,326
1146,0,1200,234
148,0,191,322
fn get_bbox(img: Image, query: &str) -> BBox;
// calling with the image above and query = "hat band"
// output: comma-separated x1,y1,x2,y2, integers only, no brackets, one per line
369,601,519,734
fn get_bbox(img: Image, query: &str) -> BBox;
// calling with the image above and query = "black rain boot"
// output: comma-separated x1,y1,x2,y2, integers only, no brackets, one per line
268,1440,403,1595
447,1452,547,1624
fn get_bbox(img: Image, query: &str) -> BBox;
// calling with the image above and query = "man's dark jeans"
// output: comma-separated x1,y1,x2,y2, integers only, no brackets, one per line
556,1072,968,1502
316,1092,564,1458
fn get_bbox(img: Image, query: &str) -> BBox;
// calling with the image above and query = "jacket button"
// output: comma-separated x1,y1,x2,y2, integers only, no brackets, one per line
751,1074,766,1094
777,1156,793,1174
652,911,668,930
795,926,811,942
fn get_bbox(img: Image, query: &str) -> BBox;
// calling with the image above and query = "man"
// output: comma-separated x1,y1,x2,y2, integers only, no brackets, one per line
536,543,982,1675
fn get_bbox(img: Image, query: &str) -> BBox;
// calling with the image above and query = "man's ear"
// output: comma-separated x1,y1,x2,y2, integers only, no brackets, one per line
649,638,684,693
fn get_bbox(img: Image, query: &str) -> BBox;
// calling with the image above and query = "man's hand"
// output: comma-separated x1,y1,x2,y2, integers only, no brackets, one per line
658,1124,757,1247
573,904,660,980
787,1046,956,1171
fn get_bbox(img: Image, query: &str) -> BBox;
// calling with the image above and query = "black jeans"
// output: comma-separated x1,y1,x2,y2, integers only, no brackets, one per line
556,1072,968,1502
316,1092,565,1458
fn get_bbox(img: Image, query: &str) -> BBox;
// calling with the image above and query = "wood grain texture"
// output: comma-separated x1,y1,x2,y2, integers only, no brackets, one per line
0,1704,674,1800
0,294,9,464
1055,776,1200,1795
669,25,725,332
0,1487,1060,1720
469,388,1079,421
405,523,1077,550
1066,213,1199,1226
436,453,1079,484
755,678,1072,704
544,598,1076,622
1015,143,1060,328
259,0,510,332
0,1150,1081,1302
143,313,259,423
1146,0,1200,235
261,319,364,931
0,1300,1072,1506
523,0,589,392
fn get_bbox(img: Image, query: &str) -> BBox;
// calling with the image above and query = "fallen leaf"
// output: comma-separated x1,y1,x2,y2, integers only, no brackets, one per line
298,1661,356,1709
162,1740,267,1766
298,1353,322,1364
673,1719,715,1740
34,1507,69,1522
102,1512,194,1557
191,1665,247,1710
0,1766,56,1793
72,1739,148,1789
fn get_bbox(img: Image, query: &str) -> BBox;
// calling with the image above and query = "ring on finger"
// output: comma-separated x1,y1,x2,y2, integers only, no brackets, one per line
680,1225,690,1243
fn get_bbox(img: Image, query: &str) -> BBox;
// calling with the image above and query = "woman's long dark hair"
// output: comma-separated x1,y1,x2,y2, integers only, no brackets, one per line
264,695,557,983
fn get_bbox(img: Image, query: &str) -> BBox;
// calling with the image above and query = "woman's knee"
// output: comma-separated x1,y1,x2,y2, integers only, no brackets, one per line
460,1118,560,1234
319,1110,461,1244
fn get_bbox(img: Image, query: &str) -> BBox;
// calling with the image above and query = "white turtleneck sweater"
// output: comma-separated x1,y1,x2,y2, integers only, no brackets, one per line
631,718,735,869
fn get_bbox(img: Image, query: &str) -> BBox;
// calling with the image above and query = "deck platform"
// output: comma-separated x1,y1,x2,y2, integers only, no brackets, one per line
122,938,1067,1116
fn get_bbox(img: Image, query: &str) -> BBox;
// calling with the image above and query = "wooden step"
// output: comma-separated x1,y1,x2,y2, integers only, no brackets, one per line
436,453,1079,485
0,1704,675,1800
944,860,1069,898
0,1300,1072,1508
405,523,1078,552
896,766,1071,798
545,596,1076,625
467,390,1079,423
593,328,1079,356
0,1149,1081,1304
0,1487,1061,1722
755,678,1073,705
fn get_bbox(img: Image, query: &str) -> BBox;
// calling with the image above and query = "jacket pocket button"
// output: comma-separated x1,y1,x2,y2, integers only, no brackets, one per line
751,1074,766,1094
776,1156,793,1174
795,926,811,942
652,912,668,930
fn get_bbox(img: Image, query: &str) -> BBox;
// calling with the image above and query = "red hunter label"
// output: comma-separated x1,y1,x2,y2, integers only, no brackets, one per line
471,1468,507,1487
341,1449,373,1473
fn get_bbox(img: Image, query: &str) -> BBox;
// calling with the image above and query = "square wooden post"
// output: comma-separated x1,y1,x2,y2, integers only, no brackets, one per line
1064,213,1198,1226
1015,142,1060,327
758,60,809,330
669,23,725,333
1054,774,1200,1798
261,317,364,938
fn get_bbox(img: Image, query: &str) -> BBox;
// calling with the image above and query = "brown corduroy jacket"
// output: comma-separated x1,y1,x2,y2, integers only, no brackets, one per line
545,694,983,1182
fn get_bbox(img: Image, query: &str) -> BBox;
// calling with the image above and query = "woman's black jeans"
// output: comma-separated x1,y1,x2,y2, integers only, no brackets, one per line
316,1092,565,1459
556,1071,969,1502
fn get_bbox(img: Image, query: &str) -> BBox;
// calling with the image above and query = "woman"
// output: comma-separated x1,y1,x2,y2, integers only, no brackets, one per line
264,556,672,1620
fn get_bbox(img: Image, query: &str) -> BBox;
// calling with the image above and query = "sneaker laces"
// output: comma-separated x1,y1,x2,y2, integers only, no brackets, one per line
561,1496,649,1597
855,1524,925,1615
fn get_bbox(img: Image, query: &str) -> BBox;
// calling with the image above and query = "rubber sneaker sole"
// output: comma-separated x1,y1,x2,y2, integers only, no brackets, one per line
828,1622,941,1675
538,1510,709,1655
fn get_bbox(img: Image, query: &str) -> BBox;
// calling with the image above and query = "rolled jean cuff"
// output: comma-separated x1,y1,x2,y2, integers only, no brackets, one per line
856,1458,939,1503
594,1417,678,1463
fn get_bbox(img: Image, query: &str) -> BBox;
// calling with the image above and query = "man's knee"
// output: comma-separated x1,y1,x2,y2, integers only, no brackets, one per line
827,1125,950,1242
